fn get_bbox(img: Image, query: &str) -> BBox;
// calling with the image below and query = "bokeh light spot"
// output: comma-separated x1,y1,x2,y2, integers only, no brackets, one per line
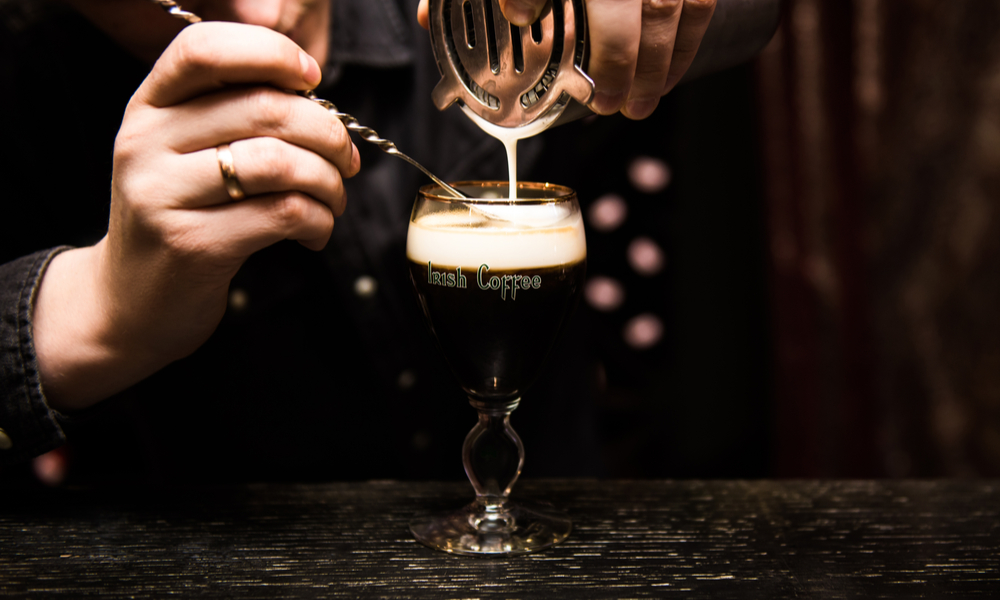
588,193,628,232
628,156,671,194
397,369,417,391
354,275,378,297
628,236,667,276
585,276,625,312
32,448,68,486
623,313,664,349
228,288,249,312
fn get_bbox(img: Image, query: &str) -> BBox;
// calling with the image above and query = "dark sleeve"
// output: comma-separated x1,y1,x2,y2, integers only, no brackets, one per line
0,248,70,467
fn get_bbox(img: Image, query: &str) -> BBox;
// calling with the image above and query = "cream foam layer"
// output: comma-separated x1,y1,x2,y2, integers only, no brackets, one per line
407,210,586,269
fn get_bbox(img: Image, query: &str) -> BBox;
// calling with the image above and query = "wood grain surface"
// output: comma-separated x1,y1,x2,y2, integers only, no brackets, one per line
1,480,998,598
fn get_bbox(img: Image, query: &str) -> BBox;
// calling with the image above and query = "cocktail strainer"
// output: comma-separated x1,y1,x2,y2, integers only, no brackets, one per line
427,0,594,130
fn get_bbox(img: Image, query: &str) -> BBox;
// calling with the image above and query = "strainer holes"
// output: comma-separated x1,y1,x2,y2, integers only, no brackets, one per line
462,1,477,49
482,0,500,74
511,23,525,73
531,20,543,44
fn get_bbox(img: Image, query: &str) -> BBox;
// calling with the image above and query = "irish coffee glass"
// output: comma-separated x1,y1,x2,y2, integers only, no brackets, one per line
406,181,586,555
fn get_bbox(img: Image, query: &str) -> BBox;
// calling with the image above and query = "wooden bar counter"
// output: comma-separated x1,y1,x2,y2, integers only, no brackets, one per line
1,479,998,598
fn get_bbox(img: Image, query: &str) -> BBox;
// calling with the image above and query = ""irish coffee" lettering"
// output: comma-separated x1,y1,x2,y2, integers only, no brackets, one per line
476,264,541,301
426,262,467,289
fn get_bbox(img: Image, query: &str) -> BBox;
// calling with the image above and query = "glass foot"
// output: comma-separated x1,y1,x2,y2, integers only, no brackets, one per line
410,500,571,555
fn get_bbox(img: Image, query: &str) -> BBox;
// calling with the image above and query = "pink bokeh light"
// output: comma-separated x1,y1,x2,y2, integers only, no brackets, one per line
628,237,667,276
628,156,672,194
585,276,626,312
587,193,628,232
623,313,664,349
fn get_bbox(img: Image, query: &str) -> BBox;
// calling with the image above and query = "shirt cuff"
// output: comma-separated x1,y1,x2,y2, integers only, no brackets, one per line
0,247,71,467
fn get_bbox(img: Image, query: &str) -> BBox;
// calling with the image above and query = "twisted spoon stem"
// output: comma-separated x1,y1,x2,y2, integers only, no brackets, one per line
149,0,201,24
303,93,466,199
149,0,466,199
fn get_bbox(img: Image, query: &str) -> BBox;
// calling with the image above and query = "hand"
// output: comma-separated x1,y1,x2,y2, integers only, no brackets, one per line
417,0,716,120
33,22,359,409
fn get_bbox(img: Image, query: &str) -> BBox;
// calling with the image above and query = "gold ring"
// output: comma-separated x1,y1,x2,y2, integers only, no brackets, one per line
216,143,245,201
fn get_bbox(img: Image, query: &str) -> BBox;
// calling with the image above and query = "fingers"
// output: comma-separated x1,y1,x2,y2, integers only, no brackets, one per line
139,147,342,258
205,138,348,217
155,86,359,178
135,22,322,108
587,0,716,119
586,0,644,115
220,191,337,254
417,0,429,29
184,191,337,258
129,136,346,216
662,0,716,94
421,0,546,29
498,0,547,26
623,0,684,120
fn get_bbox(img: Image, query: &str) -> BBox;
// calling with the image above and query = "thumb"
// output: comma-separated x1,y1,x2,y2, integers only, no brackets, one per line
498,0,546,26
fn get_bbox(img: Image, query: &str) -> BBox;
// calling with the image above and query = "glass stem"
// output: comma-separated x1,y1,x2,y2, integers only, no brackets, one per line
463,398,525,516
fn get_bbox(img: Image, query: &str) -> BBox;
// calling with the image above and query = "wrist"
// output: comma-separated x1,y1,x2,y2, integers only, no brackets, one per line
32,242,148,411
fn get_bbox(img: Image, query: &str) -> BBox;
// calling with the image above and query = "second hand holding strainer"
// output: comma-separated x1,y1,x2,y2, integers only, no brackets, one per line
148,0,466,199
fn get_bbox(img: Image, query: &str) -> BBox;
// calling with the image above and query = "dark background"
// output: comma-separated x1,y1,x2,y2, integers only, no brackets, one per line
6,0,1000,484
528,67,771,479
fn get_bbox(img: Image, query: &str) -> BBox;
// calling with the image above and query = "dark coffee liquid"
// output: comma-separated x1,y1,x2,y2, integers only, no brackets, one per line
409,259,586,401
